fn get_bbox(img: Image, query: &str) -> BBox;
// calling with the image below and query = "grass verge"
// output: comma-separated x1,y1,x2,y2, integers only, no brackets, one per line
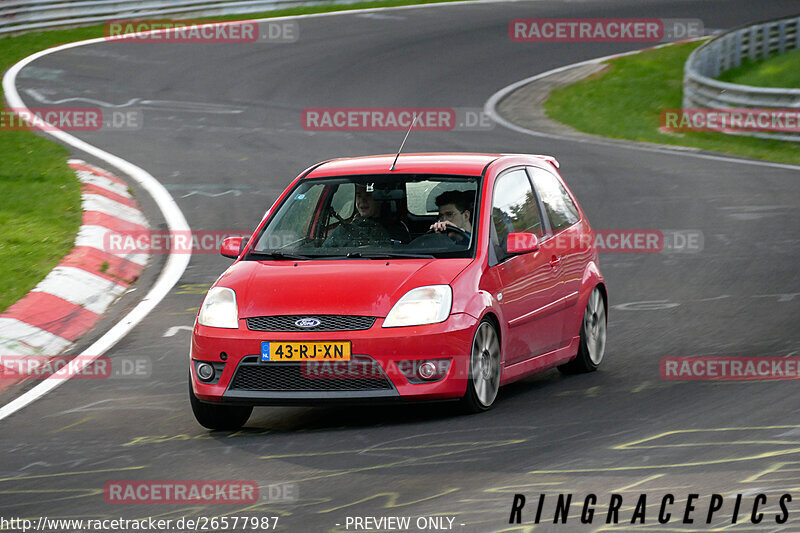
543,40,800,166
0,0,471,314
717,47,800,88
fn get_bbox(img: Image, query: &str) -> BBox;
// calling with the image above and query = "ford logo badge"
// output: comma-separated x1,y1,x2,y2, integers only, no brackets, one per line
295,318,321,328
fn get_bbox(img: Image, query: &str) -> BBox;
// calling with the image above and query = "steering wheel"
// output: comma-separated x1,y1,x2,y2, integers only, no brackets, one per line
427,224,470,243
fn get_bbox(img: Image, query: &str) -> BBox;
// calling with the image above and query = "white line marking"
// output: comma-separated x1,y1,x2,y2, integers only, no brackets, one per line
163,325,193,337
0,35,191,421
181,189,242,198
31,266,128,315
483,41,800,173
22,88,141,108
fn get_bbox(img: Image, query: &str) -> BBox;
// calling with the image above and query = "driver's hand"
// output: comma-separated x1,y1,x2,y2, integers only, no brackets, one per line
430,220,456,233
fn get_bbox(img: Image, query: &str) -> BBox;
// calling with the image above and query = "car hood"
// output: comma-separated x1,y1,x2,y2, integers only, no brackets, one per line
217,258,473,318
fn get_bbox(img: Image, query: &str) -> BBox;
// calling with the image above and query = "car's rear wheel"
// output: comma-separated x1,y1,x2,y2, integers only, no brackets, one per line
189,379,252,430
462,319,501,413
559,287,606,374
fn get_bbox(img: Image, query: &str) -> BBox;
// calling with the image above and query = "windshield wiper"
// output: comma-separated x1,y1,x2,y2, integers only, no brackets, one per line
247,250,310,260
343,251,435,259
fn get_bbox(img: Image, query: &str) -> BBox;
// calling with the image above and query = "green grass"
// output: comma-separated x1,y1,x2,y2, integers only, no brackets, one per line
718,47,800,88
0,0,471,314
0,26,96,313
544,41,800,165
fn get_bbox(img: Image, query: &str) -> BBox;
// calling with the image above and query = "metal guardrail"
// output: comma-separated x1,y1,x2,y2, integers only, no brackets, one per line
683,15,800,142
0,0,357,35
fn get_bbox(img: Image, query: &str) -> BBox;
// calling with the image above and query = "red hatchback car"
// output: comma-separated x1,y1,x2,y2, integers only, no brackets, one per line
190,153,607,429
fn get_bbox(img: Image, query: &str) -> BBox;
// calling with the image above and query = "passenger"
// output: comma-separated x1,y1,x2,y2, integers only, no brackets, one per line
323,185,390,247
429,190,474,243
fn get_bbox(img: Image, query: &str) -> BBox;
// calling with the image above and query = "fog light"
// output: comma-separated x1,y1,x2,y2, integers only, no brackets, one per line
396,358,451,383
197,362,215,381
418,361,437,380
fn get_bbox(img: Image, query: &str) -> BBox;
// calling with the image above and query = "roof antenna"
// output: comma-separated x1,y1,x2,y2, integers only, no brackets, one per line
390,113,419,171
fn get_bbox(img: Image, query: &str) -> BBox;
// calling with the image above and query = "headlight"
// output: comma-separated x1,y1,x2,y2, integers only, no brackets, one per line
198,287,239,329
383,285,452,328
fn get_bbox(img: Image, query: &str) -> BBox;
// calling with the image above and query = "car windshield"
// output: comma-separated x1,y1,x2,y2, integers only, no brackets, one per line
248,174,480,259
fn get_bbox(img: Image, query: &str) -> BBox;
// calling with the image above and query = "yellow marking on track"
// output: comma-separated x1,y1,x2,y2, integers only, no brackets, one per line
260,440,525,460
129,507,215,521
274,439,527,485
631,381,651,393
616,440,800,449
175,283,211,294
226,429,271,438
613,426,800,450
217,504,294,518
613,474,664,492
528,447,800,474
49,416,92,433
0,466,145,483
317,488,460,513
742,461,800,483
491,525,537,533
123,434,215,446
167,306,199,315
485,481,568,493
0,488,103,507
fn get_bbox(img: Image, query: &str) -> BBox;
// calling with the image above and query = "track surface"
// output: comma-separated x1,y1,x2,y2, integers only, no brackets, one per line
3,1,800,531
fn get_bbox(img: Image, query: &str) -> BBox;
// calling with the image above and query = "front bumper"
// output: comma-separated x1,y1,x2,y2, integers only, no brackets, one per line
190,313,476,406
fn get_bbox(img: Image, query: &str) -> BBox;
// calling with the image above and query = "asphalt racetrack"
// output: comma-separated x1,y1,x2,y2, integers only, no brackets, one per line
3,0,800,531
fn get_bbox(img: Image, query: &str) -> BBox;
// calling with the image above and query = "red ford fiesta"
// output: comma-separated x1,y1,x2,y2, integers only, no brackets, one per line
190,153,607,429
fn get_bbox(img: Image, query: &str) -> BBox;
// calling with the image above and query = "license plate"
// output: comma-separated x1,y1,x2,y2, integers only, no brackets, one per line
261,341,351,362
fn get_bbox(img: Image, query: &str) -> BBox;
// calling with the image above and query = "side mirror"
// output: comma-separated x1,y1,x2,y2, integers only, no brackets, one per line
220,236,244,259
506,232,540,255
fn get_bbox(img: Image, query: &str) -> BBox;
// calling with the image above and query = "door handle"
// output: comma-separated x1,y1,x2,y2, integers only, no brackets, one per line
549,255,561,268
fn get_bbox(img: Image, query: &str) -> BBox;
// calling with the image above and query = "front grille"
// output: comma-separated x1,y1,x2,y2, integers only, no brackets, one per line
228,355,393,392
245,315,376,332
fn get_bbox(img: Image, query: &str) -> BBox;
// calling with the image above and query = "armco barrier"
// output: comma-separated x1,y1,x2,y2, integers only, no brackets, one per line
0,0,358,35
682,15,800,142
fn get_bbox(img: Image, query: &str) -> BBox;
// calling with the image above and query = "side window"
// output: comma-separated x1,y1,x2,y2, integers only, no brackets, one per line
491,169,543,260
528,167,579,233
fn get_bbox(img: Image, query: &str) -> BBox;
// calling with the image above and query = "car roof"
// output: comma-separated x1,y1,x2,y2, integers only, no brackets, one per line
304,153,559,178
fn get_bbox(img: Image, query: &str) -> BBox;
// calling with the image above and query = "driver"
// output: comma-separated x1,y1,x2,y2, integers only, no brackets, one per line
429,190,474,243
323,185,391,247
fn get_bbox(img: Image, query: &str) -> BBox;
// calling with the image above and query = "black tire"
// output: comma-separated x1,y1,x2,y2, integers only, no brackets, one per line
559,287,607,375
461,319,501,413
189,379,252,430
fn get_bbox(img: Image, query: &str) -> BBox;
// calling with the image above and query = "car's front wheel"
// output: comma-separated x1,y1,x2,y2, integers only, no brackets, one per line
462,319,501,413
189,379,252,430
559,286,606,374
